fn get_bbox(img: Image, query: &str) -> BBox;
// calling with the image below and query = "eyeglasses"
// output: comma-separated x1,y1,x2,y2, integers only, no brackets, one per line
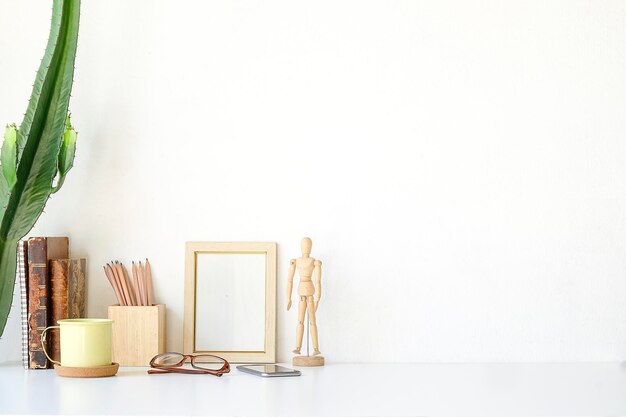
148,352,230,376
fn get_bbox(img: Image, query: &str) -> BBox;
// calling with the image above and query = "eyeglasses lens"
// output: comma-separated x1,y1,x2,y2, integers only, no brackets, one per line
192,355,227,371
153,353,185,366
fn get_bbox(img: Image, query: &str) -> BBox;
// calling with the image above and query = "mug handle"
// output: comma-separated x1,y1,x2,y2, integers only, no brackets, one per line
41,326,61,366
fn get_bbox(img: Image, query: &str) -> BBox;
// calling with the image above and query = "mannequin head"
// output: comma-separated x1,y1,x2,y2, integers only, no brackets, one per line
301,237,312,256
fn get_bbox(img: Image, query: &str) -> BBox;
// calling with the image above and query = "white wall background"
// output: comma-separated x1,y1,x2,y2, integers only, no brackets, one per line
1,0,626,363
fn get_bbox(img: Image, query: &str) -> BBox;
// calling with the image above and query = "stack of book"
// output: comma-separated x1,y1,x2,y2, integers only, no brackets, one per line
18,237,86,369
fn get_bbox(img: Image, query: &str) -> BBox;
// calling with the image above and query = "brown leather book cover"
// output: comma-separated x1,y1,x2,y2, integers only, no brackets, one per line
27,237,69,369
67,259,86,319
50,258,86,362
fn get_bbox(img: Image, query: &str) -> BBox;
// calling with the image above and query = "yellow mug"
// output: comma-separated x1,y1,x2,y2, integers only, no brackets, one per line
41,318,113,367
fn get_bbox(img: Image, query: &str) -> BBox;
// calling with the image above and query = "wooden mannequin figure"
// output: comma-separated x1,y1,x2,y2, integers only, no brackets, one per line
287,237,325,366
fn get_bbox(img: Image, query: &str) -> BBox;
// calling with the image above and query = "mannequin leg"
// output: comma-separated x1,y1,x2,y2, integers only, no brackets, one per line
307,296,321,355
293,296,307,354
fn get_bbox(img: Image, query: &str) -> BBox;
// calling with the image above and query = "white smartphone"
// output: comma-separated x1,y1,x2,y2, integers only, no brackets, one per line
237,364,301,377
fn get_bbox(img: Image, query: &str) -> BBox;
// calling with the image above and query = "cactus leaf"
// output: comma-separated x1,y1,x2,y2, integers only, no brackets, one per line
0,0,81,337
1,0,80,240
0,169,9,221
51,119,77,193
1,124,18,189
59,116,77,176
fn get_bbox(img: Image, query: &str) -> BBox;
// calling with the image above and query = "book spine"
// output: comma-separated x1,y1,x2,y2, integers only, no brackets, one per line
27,237,49,369
68,259,86,318
49,260,69,363
18,240,28,369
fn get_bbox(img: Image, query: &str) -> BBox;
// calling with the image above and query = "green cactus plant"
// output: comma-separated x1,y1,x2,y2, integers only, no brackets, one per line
0,0,81,337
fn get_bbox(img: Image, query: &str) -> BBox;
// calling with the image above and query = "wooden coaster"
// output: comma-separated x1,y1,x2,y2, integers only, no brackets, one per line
293,355,325,367
54,363,119,378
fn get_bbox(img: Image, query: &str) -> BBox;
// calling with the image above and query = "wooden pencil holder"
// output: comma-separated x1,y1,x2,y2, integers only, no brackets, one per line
107,304,165,367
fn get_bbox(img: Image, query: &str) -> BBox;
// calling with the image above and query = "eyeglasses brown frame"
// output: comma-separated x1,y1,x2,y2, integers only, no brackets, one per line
148,352,230,376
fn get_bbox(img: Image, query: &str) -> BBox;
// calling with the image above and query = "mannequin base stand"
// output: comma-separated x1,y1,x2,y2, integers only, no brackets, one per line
293,355,325,367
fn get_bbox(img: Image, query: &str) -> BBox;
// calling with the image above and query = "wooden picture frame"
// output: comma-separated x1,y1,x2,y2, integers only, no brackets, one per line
183,242,276,363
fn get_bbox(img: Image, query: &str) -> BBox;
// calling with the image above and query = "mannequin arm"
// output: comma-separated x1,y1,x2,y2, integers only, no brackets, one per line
314,260,322,310
286,259,296,310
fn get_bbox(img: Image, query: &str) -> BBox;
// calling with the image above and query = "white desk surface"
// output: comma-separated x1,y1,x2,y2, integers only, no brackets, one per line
1,362,626,416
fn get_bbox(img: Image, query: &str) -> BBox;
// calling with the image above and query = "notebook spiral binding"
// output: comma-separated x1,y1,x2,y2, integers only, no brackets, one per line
18,240,28,369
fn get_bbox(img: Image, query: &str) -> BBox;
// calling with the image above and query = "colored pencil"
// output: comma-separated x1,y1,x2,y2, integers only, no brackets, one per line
132,261,143,306
139,261,147,306
114,261,133,306
107,263,126,306
104,265,124,305
119,263,136,306
145,258,154,306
